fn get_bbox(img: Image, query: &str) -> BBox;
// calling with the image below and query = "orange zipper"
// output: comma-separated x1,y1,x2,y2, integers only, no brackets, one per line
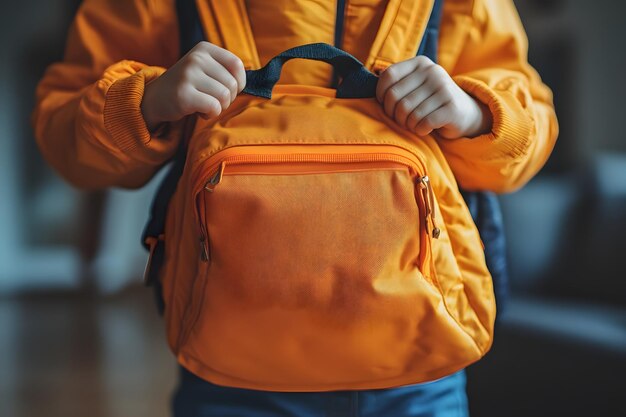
199,152,424,190
203,161,439,241
204,160,410,183
190,144,428,188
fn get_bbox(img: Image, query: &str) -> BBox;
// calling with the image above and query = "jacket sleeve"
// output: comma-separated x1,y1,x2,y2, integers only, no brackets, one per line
32,0,181,189
436,0,559,193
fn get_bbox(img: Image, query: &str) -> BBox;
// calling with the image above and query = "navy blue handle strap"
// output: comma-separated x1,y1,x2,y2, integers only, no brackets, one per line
243,43,378,99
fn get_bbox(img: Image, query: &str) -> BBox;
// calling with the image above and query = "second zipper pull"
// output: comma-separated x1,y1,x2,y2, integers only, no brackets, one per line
205,161,226,192
419,175,441,239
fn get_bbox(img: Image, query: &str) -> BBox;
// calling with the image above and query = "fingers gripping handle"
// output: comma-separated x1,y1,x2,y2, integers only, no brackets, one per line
243,43,378,99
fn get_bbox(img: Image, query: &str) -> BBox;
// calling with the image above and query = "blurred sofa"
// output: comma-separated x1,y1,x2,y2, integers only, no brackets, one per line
467,152,626,417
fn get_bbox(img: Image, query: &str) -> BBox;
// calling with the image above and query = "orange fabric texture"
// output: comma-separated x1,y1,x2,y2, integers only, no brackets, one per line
32,0,558,391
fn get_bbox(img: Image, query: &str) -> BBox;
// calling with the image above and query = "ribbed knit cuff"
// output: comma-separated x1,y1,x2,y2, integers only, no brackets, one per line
104,65,178,164
453,75,534,160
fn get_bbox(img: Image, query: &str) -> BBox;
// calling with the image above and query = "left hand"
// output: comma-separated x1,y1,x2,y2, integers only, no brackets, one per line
376,55,492,139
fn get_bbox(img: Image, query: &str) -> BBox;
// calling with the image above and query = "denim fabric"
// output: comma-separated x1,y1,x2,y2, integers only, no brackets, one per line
172,367,469,417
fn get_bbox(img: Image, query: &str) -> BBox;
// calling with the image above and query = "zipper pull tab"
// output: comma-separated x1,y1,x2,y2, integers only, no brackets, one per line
143,235,164,285
426,177,441,239
205,162,225,192
419,176,432,217
419,176,441,239
199,231,210,262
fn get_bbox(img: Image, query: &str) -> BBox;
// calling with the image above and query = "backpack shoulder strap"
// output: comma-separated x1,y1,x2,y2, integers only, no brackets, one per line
192,0,440,72
175,0,206,55
417,0,444,63
194,0,261,69
141,0,209,306
364,0,440,72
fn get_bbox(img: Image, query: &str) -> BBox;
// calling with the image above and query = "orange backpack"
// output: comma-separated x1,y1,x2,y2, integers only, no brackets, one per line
144,1,496,392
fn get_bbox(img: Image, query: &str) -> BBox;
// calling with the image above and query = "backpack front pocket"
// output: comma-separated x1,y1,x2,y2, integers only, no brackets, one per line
176,144,476,389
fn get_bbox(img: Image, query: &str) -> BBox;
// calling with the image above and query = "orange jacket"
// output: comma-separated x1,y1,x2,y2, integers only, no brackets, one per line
33,0,558,193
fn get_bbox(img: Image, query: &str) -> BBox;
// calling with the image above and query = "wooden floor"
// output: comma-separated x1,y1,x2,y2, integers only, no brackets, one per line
2,289,624,417
0,289,177,417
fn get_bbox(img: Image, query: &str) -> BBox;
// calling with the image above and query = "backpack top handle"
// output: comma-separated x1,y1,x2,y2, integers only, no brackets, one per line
243,43,379,99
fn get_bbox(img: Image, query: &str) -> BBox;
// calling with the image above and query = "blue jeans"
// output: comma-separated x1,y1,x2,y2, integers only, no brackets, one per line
172,367,469,417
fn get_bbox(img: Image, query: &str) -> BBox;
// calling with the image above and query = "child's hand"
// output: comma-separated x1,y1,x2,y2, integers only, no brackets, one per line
141,42,246,132
376,56,492,139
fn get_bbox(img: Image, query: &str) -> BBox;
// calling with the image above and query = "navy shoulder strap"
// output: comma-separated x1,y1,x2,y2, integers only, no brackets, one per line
418,0,444,61
141,0,206,314
142,0,204,251
175,0,206,56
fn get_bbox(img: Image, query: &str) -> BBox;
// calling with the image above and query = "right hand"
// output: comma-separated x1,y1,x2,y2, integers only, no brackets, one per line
141,41,246,132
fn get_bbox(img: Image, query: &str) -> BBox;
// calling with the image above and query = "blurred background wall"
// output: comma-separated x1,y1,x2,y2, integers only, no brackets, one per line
0,0,164,295
0,1,625,416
